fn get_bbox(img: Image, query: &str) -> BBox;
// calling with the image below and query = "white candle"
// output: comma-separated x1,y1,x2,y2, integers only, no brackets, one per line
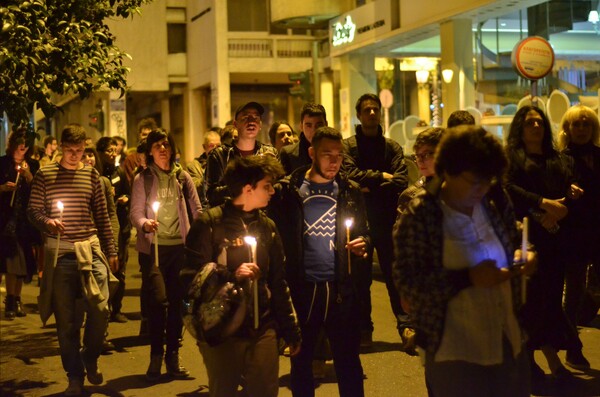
9,165,21,207
54,201,64,266
345,218,354,275
521,217,528,303
244,236,259,329
152,201,160,267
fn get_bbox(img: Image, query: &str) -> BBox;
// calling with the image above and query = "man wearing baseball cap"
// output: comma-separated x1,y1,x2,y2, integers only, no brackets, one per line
204,102,278,207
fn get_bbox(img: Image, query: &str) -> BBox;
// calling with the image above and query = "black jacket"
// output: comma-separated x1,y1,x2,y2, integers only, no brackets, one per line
183,200,300,344
280,133,311,175
205,141,278,207
268,165,371,300
342,125,408,225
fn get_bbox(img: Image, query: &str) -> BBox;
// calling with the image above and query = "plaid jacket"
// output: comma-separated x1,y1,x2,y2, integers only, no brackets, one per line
392,178,522,355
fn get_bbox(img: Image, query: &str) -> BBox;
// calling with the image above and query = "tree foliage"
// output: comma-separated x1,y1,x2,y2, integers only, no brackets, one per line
0,0,152,126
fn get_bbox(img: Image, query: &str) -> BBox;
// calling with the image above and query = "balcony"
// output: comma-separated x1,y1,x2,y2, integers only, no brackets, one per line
228,34,314,58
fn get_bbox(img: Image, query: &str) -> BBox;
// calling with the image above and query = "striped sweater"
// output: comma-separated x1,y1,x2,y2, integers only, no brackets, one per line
28,162,117,256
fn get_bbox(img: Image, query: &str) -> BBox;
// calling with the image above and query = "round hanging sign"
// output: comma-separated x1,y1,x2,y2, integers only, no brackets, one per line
511,36,555,81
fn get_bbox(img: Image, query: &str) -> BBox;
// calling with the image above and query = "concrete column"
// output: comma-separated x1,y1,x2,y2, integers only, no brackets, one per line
417,84,430,124
440,19,475,119
182,87,204,164
213,1,231,126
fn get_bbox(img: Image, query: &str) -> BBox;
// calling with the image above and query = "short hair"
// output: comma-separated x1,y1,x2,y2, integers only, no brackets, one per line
558,104,600,150
447,110,475,128
300,103,327,123
61,124,87,145
414,127,445,152
43,135,56,148
146,129,177,166
96,136,117,153
435,125,507,180
355,93,381,115
6,127,28,155
268,121,294,146
203,130,221,146
137,118,158,134
84,146,103,174
220,125,238,141
224,155,284,198
113,136,126,145
506,106,554,155
311,126,343,151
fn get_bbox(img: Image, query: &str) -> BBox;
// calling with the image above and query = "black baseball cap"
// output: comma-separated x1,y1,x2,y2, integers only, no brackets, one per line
234,102,264,119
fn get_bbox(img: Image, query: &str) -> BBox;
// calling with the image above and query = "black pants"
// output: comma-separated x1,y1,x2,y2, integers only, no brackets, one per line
110,227,131,315
139,244,184,356
290,281,364,397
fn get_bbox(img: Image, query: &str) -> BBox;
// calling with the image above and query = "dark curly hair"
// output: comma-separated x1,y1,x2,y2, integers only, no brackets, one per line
224,155,284,198
435,125,507,180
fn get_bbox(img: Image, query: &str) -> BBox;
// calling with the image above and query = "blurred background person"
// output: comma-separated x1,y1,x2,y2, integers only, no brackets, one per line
505,105,586,380
187,130,221,208
394,126,534,397
268,121,295,152
96,137,131,324
39,135,59,167
0,128,40,319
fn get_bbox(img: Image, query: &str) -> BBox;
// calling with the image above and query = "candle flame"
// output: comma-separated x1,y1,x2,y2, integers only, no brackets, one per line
345,218,354,228
17,165,21,170
244,236,257,247
57,201,64,212
152,201,160,212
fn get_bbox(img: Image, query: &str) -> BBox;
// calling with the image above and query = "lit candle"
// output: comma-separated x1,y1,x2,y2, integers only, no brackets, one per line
521,217,528,303
152,201,160,267
244,235,259,329
9,165,21,207
54,200,64,266
345,218,354,275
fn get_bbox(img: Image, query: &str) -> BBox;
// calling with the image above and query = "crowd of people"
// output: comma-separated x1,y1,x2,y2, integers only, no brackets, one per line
0,98,598,397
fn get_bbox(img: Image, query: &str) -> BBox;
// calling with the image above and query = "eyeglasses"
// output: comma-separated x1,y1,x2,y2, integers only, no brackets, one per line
238,115,261,123
415,151,435,162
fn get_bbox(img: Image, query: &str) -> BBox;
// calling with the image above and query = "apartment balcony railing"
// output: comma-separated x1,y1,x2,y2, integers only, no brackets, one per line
228,35,314,58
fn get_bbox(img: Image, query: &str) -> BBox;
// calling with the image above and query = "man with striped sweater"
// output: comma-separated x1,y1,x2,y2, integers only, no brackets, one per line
28,124,118,397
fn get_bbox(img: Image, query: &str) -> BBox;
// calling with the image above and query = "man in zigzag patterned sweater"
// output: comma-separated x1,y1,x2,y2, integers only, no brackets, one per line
269,126,371,397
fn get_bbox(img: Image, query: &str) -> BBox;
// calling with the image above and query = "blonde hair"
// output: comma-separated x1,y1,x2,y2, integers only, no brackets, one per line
558,105,600,150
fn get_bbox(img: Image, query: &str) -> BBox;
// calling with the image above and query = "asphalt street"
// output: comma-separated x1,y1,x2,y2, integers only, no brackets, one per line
2,245,600,396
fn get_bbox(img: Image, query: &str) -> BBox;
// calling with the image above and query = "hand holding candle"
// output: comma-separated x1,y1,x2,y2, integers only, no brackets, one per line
152,201,160,267
9,165,21,207
244,236,259,330
345,218,353,275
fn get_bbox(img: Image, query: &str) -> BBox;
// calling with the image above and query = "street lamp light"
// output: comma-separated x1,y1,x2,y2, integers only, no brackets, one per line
415,70,430,84
442,69,454,83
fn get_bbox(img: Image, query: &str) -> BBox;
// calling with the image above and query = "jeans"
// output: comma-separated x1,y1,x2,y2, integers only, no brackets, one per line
139,244,185,357
198,328,279,397
52,254,108,380
290,281,364,397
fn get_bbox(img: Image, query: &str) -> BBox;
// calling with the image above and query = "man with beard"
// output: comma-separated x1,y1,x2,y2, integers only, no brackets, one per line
96,137,131,323
270,126,370,397
205,102,277,207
